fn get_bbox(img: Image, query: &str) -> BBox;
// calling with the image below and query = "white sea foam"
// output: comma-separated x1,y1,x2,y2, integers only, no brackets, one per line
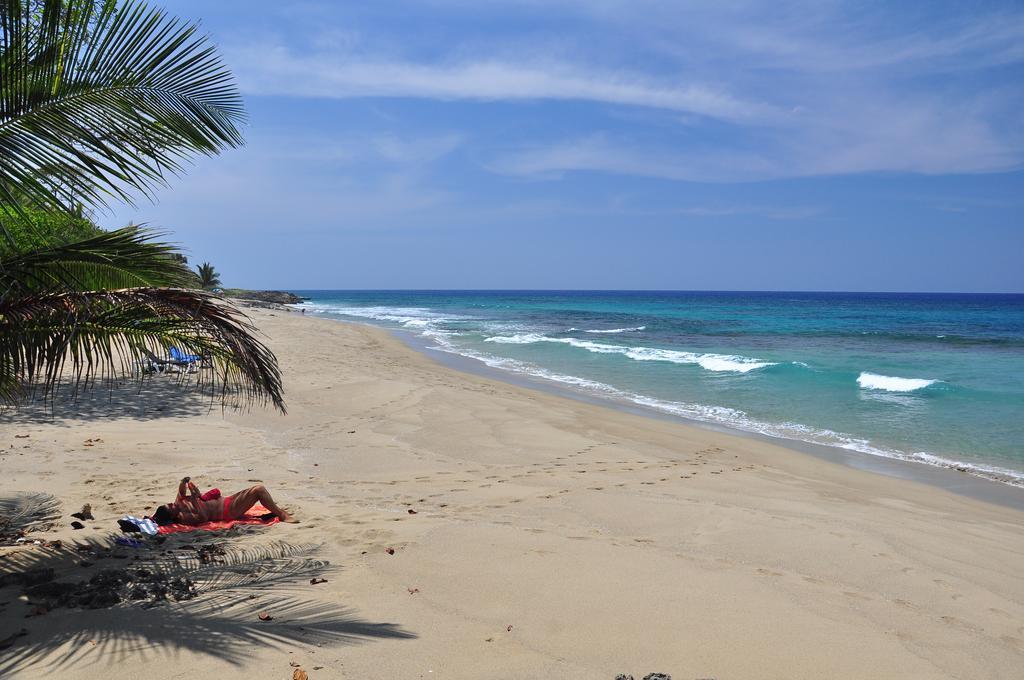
483,334,775,373
857,372,939,392
297,304,472,336
484,333,549,345
584,326,646,333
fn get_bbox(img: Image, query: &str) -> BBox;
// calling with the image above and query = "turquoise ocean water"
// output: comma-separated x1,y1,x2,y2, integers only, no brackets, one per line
295,291,1024,487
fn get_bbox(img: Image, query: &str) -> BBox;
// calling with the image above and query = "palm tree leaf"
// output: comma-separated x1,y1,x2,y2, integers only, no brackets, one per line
0,224,195,294
0,286,285,411
0,0,245,241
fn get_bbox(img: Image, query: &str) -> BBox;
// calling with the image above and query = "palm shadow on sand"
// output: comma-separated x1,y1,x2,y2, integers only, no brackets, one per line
0,532,415,674
2,374,263,424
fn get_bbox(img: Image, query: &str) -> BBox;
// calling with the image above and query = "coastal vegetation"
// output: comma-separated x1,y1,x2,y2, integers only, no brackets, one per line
195,262,222,290
0,0,285,411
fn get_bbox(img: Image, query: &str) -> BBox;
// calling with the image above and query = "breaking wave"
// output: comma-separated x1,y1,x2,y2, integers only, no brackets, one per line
857,372,940,392
484,334,774,373
583,326,646,334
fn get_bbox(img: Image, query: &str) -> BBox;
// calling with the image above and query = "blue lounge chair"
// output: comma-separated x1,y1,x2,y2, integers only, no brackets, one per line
138,348,191,374
169,346,202,365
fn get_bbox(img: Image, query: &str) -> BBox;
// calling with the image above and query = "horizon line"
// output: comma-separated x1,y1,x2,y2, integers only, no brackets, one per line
258,288,1024,296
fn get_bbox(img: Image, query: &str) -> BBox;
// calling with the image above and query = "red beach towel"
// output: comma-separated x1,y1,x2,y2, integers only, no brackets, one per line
157,503,279,534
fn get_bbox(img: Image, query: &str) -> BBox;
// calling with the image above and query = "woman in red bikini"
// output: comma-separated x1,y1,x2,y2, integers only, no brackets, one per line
151,477,296,525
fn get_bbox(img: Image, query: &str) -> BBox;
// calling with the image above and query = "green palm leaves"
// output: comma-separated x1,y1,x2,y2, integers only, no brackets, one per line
195,261,220,289
0,1,286,412
0,0,244,233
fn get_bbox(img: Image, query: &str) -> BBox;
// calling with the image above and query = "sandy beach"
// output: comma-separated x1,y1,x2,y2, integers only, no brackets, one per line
2,308,1023,679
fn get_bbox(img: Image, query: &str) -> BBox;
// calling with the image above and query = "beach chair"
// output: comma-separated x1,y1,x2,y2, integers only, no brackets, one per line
169,346,212,369
139,348,193,374
169,346,201,366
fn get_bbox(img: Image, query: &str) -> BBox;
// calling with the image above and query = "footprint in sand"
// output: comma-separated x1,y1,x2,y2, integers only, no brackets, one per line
1000,636,1024,651
939,615,977,631
843,591,872,601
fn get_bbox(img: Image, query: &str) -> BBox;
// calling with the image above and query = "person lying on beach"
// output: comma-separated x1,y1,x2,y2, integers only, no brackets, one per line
151,477,296,525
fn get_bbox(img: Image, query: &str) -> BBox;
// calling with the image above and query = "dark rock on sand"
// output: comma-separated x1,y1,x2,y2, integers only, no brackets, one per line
642,674,672,680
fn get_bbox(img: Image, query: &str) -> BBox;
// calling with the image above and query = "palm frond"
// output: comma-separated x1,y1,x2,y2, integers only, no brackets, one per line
0,224,195,294
0,0,245,240
0,286,285,411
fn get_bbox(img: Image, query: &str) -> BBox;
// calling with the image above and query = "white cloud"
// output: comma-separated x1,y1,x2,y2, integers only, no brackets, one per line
218,1,1024,180
487,135,780,182
228,45,781,124
222,130,464,168
488,89,1023,181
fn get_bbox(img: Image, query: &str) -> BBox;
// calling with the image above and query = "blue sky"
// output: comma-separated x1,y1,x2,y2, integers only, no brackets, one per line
111,1,1024,292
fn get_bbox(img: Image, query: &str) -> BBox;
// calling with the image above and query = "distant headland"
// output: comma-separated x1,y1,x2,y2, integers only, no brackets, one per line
220,289,306,305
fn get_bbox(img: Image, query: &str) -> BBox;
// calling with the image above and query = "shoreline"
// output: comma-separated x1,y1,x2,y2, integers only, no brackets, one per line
3,308,1023,679
381,323,1024,510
